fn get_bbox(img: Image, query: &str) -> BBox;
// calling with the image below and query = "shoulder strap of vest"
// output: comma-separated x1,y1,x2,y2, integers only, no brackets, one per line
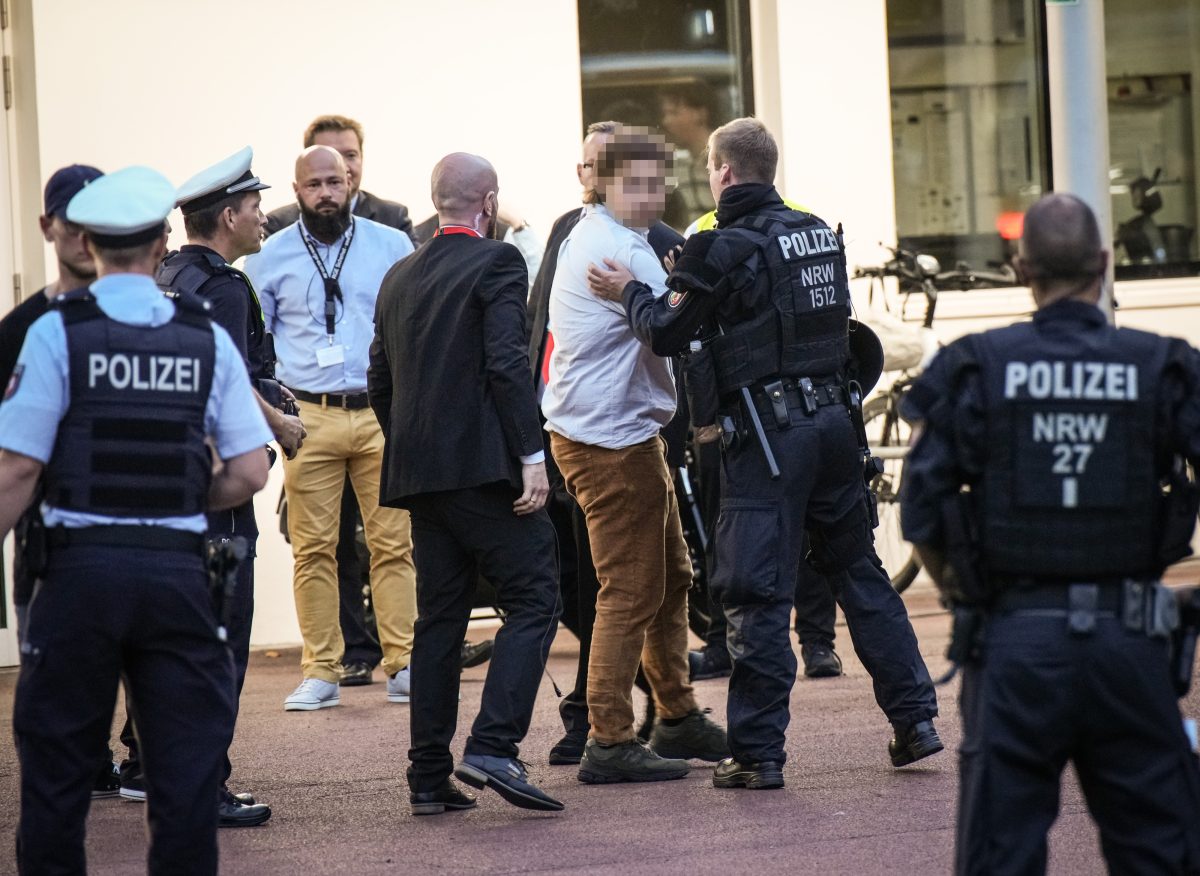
169,288,215,331
157,251,224,299
731,208,817,235
50,288,105,326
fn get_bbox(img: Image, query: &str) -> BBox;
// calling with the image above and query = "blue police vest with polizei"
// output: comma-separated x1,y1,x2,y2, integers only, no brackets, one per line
974,319,1169,579
44,291,216,518
709,209,850,395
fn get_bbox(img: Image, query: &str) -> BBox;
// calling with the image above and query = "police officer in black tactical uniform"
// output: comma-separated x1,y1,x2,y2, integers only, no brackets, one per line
586,117,941,789
134,146,305,826
901,193,1200,875
0,166,272,874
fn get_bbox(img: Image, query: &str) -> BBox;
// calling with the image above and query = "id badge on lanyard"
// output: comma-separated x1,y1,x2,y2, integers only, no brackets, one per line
300,219,355,352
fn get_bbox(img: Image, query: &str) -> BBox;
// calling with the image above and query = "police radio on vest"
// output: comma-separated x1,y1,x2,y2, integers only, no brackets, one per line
777,227,839,260
1003,360,1138,401
87,353,203,393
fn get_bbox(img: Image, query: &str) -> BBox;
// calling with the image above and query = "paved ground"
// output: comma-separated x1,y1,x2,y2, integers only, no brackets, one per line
1,572,1198,874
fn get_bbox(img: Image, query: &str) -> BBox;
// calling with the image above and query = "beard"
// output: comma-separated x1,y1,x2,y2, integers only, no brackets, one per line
300,198,352,241
484,212,499,240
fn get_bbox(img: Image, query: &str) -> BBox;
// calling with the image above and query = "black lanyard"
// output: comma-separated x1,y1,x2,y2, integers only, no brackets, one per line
300,218,355,342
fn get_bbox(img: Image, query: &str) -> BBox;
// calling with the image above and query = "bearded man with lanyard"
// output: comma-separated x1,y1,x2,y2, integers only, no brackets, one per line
246,145,418,712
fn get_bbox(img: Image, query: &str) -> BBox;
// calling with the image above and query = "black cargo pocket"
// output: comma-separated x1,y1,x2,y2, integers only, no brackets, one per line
711,500,782,604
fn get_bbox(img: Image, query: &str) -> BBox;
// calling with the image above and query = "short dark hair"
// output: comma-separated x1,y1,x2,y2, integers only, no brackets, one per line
183,192,253,240
89,235,163,270
659,81,718,125
1020,193,1104,280
708,117,778,184
303,115,365,149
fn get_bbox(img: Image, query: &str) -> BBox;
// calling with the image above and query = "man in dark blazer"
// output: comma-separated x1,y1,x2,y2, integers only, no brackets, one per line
264,115,415,242
368,152,563,816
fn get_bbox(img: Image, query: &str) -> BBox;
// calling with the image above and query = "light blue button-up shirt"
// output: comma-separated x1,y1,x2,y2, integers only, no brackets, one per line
245,216,414,393
0,273,272,531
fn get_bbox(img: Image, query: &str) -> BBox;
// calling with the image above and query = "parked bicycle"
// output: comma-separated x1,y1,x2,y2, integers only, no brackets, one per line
853,248,1017,592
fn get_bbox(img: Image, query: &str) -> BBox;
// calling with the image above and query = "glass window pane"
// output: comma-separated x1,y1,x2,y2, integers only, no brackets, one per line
1106,0,1200,279
885,0,1048,281
577,0,755,231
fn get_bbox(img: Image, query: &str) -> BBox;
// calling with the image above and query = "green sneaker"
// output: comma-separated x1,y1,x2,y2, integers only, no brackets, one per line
650,709,730,762
578,739,690,784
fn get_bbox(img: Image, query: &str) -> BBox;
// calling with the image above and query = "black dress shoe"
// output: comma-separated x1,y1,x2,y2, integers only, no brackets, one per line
460,639,494,669
889,720,944,767
224,788,256,806
410,779,478,816
712,757,785,790
340,660,374,686
218,795,272,827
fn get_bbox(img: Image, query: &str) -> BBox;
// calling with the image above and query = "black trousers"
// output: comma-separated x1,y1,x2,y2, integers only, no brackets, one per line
715,402,937,764
405,485,561,792
957,611,1200,875
337,477,384,668
697,439,838,651
121,535,255,789
15,545,235,875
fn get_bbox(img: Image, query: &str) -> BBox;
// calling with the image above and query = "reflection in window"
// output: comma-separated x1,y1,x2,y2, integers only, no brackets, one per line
576,0,754,231
1107,0,1200,279
886,0,1048,280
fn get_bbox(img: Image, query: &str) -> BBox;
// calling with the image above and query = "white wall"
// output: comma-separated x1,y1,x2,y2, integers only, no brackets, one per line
31,0,585,279
19,0,586,649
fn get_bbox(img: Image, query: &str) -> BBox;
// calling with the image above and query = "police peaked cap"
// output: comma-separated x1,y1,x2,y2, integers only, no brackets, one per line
66,166,175,248
176,146,270,215
847,319,884,394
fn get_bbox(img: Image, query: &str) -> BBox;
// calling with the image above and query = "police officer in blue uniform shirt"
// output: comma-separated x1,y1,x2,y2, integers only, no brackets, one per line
120,146,304,826
901,193,1200,874
587,117,941,789
0,166,272,874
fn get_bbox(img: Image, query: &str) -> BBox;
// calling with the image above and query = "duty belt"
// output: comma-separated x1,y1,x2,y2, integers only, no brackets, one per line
751,378,847,429
291,389,371,410
46,525,206,555
992,578,1178,638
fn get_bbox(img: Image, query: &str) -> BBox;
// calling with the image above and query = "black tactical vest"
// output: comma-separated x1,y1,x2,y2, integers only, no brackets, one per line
708,209,851,396
157,247,268,381
973,316,1170,579
43,290,216,519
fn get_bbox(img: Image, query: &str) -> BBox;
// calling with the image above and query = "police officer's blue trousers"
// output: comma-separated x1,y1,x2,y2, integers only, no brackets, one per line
713,402,937,764
14,545,235,875
957,612,1200,876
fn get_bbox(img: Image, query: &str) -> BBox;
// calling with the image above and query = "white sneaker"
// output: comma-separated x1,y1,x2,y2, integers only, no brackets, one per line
284,678,340,711
387,667,411,703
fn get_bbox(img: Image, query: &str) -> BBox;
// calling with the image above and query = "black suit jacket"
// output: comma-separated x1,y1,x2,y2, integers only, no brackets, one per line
368,235,542,507
264,189,416,243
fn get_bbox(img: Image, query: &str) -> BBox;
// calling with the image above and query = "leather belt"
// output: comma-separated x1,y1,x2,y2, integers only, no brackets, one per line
47,525,206,555
291,389,371,410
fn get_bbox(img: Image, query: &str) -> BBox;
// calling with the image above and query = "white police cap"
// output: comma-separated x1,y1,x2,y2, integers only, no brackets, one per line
176,146,269,215
66,165,175,247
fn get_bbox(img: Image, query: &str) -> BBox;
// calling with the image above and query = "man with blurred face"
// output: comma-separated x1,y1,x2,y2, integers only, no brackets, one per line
246,145,418,714
542,130,729,784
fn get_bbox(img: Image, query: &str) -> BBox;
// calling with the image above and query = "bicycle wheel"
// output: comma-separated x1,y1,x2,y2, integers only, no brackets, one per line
863,393,923,592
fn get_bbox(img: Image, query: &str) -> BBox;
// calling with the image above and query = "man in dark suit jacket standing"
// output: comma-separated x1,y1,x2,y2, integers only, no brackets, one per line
369,152,563,816
265,115,415,243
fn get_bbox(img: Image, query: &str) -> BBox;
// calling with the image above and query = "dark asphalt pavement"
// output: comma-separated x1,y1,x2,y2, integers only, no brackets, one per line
2,571,1198,874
